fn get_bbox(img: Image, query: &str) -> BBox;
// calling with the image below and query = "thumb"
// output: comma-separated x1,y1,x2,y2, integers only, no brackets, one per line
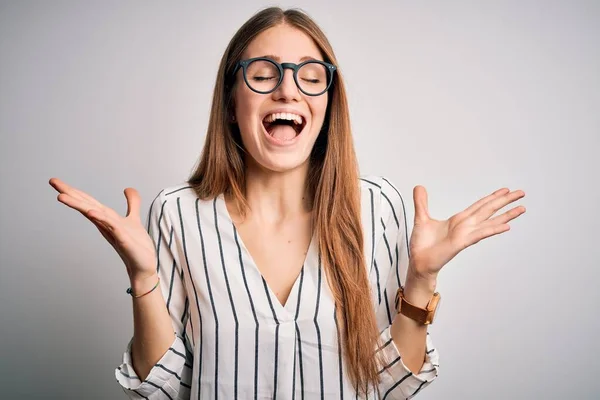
124,187,141,219
413,185,430,223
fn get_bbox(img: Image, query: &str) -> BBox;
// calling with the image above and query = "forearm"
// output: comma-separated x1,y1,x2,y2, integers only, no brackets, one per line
389,267,437,374
130,273,176,381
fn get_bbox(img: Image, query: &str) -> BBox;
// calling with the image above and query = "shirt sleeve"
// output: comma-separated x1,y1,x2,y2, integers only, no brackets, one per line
372,177,440,399
115,189,194,399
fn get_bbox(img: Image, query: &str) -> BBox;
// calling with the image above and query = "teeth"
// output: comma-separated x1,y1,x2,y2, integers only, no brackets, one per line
265,112,304,125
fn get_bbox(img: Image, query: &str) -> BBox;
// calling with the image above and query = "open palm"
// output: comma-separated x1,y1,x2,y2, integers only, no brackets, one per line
408,186,526,279
49,177,157,281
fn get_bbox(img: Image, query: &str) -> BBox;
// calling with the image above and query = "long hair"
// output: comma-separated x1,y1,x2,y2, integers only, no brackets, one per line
187,7,385,395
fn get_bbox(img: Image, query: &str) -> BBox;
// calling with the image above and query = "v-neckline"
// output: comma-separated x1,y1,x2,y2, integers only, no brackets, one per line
217,193,316,319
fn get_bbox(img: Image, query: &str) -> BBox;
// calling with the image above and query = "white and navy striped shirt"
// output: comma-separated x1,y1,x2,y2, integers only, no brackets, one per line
115,176,440,399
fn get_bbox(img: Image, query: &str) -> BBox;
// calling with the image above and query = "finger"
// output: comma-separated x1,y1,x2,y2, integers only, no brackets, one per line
58,193,123,246
70,187,105,209
124,188,141,219
474,190,526,222
467,223,511,245
481,206,526,227
54,184,123,223
461,188,510,218
49,177,67,192
413,185,430,222
57,192,98,216
50,178,105,209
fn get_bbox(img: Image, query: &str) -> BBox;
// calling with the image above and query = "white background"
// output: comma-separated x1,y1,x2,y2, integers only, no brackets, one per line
1,0,598,398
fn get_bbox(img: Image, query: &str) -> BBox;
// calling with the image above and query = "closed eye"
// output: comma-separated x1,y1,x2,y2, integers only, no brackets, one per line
253,76,277,81
301,78,321,84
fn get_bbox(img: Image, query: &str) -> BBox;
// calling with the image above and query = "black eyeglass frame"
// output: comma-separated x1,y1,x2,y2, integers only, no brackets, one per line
233,57,337,96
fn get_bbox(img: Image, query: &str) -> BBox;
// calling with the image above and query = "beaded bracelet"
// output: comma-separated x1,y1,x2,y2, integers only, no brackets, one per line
126,277,160,298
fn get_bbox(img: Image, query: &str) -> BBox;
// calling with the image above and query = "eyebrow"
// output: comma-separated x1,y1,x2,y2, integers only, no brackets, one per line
259,54,321,62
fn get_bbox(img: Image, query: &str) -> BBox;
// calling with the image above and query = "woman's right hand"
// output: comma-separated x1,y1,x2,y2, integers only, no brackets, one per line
49,177,158,284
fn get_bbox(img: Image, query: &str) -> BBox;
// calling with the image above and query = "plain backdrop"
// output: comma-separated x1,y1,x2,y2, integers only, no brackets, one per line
1,1,598,399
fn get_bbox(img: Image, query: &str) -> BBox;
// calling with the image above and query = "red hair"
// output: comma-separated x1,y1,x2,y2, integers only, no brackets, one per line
187,7,385,395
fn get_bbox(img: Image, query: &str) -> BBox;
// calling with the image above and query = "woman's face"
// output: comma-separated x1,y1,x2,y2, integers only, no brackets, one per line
233,23,329,173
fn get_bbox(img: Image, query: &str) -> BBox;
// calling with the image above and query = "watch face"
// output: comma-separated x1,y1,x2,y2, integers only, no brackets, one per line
423,293,441,325
430,295,441,323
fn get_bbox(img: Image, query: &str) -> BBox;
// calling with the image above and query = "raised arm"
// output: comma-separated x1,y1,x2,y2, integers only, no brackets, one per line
49,179,192,399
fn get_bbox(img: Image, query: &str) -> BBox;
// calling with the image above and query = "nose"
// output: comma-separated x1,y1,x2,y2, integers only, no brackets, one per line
272,68,301,102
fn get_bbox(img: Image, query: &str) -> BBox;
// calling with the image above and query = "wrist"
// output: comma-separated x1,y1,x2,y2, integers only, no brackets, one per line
129,272,159,295
407,262,438,288
403,267,438,308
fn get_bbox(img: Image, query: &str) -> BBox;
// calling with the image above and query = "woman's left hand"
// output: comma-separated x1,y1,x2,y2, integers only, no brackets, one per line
407,186,526,281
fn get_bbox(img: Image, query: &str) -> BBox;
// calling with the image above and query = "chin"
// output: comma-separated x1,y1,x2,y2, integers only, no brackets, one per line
252,153,311,174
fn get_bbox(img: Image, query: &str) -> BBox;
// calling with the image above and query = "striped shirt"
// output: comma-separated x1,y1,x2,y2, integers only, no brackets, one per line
115,175,440,399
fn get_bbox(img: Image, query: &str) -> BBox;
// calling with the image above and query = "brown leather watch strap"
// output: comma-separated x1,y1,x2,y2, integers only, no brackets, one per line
395,287,440,325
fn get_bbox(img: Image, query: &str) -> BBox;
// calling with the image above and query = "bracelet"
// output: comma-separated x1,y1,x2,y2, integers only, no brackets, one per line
126,277,160,298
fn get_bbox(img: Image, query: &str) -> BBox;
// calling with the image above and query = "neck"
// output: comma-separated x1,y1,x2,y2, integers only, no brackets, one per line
241,159,311,225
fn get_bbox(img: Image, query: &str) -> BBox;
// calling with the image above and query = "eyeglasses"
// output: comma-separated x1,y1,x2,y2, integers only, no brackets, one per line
233,57,337,96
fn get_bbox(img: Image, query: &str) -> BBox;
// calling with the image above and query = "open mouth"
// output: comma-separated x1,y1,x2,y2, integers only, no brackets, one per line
262,112,306,142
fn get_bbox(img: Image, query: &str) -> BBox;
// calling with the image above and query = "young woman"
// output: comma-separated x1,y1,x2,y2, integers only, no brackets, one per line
49,6,525,400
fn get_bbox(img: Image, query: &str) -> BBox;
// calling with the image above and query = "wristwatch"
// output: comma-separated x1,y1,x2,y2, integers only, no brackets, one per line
395,286,441,325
